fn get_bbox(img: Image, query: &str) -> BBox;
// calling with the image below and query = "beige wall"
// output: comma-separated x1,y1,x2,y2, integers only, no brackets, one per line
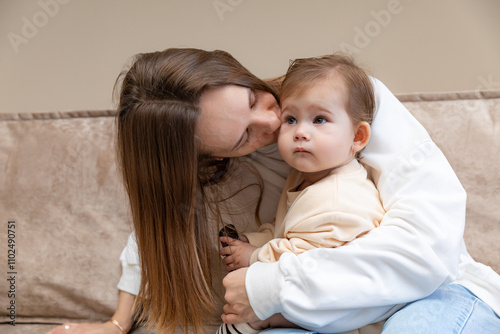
1,0,499,114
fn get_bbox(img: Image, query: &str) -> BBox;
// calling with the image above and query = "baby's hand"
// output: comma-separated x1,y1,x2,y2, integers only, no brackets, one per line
219,236,257,272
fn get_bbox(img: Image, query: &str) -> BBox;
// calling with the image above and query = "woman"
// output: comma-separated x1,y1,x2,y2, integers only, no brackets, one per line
49,48,500,334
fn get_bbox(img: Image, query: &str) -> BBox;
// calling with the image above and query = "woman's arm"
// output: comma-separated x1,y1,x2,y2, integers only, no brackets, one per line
224,78,467,333
111,290,136,332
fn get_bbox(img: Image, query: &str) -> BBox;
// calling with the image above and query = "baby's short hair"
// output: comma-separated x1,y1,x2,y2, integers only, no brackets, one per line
281,53,375,126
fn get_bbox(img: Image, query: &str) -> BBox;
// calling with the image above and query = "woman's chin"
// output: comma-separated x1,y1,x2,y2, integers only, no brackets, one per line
257,134,279,150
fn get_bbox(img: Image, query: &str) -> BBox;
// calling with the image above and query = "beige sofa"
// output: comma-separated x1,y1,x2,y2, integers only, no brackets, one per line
1,90,499,334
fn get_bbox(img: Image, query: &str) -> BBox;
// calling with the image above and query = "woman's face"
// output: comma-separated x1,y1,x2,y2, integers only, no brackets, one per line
197,85,281,158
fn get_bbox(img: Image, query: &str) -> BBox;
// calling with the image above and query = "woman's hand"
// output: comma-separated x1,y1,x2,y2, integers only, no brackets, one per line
46,321,122,334
219,236,257,272
221,267,260,324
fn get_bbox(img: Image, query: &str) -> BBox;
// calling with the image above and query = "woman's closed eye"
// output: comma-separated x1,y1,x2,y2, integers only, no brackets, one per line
239,129,251,148
232,128,250,151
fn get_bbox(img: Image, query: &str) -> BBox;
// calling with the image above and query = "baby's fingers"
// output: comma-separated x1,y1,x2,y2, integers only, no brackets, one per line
222,254,234,265
220,244,234,257
220,236,241,246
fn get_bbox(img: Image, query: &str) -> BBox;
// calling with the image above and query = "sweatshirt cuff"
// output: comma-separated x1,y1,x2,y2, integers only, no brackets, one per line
244,231,273,248
246,261,285,320
249,248,260,265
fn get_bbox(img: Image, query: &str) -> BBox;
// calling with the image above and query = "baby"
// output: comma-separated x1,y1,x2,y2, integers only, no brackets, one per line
218,54,385,333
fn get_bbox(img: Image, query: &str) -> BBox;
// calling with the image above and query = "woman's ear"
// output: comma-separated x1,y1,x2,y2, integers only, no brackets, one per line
352,121,371,153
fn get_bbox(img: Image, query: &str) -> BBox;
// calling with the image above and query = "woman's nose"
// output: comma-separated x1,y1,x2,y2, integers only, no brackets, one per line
252,107,280,134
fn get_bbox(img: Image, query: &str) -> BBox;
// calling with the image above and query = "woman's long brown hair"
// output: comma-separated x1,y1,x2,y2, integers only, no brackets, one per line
115,48,278,333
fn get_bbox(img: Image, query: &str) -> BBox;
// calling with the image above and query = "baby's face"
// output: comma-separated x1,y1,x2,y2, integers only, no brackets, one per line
278,77,357,174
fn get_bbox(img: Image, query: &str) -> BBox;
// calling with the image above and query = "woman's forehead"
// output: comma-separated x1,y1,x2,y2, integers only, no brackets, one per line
200,85,247,107
197,85,248,154
199,85,248,123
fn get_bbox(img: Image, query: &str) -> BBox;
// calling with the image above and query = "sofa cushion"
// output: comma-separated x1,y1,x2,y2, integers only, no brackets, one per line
0,111,131,326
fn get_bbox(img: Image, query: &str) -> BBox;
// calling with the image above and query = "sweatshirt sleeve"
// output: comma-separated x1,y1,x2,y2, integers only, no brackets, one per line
252,213,367,263
117,232,141,296
243,223,275,248
245,78,467,333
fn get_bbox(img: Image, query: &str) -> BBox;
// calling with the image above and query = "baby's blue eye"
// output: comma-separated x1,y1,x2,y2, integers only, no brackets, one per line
314,117,327,124
286,116,297,124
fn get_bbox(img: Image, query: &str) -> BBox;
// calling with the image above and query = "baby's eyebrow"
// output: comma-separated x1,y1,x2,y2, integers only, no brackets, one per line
307,102,331,111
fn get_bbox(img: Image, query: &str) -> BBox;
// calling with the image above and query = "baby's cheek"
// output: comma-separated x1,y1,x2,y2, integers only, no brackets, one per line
277,132,288,152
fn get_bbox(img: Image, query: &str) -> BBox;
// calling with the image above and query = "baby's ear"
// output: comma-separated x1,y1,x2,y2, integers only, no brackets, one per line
352,121,371,153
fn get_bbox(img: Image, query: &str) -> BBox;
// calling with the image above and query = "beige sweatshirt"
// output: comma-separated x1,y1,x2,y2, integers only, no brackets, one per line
244,159,385,264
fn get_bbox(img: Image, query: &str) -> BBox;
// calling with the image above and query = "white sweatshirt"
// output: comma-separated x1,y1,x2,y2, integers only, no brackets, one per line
118,78,500,333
